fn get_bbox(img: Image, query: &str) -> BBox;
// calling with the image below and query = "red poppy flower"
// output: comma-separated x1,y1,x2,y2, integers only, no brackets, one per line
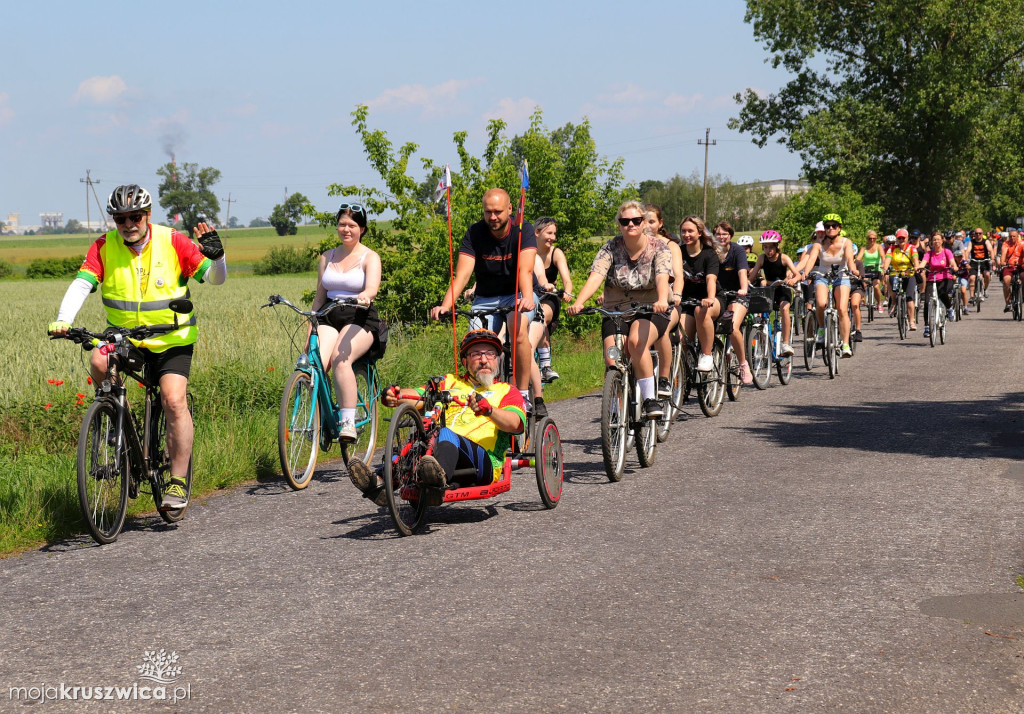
76,393,86,399
86,377,93,385
44,403,52,410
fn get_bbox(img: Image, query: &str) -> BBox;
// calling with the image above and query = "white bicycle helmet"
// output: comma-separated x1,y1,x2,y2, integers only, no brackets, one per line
737,235,755,247
106,184,153,214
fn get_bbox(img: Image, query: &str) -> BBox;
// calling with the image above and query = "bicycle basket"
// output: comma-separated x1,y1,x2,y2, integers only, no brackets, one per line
715,310,734,335
747,286,775,313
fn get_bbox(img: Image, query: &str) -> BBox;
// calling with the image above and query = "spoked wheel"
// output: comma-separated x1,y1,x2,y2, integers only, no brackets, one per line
278,370,320,490
824,317,837,379
974,279,982,313
382,403,427,536
725,343,742,401
154,394,194,524
803,312,818,371
534,417,563,508
939,311,947,344
635,410,657,468
77,400,129,545
928,301,938,348
698,342,725,417
341,363,379,467
776,351,793,385
657,344,682,443
897,299,908,340
866,290,875,323
600,369,629,482
747,324,771,390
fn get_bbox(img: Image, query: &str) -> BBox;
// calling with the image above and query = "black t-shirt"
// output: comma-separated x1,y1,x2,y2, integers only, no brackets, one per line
717,243,748,291
460,219,537,297
761,254,789,283
681,246,720,300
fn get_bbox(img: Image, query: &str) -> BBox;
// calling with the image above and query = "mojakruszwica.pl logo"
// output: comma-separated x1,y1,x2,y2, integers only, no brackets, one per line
8,649,192,704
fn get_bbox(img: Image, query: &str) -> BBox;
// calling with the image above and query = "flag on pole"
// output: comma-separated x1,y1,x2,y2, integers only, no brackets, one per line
519,159,529,190
432,164,452,203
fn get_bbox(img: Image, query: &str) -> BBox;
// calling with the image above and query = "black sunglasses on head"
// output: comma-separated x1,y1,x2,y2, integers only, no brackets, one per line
618,216,644,226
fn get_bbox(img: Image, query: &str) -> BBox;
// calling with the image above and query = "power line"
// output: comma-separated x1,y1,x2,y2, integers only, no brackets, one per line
221,192,236,229
80,170,109,236
697,128,717,224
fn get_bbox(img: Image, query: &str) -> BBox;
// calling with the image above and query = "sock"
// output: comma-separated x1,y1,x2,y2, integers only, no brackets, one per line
537,347,551,367
340,408,356,423
638,376,655,401
519,389,530,403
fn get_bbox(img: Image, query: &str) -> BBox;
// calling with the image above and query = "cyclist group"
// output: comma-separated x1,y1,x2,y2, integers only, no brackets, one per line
48,184,1021,524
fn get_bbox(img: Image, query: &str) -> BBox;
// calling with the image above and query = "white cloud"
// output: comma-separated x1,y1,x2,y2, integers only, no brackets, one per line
482,97,539,128
365,79,481,118
582,83,735,123
73,75,128,105
0,92,13,126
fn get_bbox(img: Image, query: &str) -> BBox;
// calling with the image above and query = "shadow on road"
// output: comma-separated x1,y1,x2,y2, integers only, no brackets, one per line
729,390,1024,461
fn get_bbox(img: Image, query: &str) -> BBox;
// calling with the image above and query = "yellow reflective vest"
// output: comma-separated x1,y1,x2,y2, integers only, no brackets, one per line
98,224,197,352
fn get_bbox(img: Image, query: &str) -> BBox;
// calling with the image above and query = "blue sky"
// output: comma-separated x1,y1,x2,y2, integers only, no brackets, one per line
1,0,802,227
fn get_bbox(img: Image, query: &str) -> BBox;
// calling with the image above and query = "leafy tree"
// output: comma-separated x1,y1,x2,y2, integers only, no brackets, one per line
248,217,272,228
312,105,630,325
731,0,1024,228
155,162,221,236
270,193,310,236
640,172,789,232
227,216,240,229
63,219,86,234
773,184,884,260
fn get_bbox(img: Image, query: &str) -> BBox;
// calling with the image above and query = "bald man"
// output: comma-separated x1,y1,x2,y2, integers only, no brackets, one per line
431,189,540,413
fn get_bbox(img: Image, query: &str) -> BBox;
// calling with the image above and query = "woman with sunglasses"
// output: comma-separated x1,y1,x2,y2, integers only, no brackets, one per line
881,228,920,330
568,200,672,419
803,213,860,356
857,230,884,310
311,202,387,443
644,204,685,399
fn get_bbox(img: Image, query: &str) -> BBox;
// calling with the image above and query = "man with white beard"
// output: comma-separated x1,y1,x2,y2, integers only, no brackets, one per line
346,329,526,503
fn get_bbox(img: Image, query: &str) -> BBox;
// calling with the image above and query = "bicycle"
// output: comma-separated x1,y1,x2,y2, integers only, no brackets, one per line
382,377,562,536
677,297,730,418
969,259,986,313
886,269,913,341
533,288,572,383
51,301,195,545
263,295,381,490
862,270,881,323
951,275,965,322
922,270,950,347
807,268,852,379
744,282,793,389
1009,267,1023,321
575,304,659,481
656,319,684,443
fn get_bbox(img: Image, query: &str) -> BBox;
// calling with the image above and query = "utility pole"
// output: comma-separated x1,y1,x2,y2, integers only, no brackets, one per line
222,192,236,230
80,170,100,237
698,128,717,224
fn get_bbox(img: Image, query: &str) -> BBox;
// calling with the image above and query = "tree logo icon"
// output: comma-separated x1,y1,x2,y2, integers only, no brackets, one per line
136,650,183,684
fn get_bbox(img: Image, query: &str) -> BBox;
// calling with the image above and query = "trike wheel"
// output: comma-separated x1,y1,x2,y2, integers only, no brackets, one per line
600,369,628,482
534,417,563,508
341,363,379,467
278,370,320,490
77,400,128,545
382,403,427,536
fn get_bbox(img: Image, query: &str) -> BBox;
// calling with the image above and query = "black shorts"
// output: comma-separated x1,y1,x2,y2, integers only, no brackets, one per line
601,312,671,341
537,294,562,331
772,287,793,311
323,304,389,360
970,260,991,273
679,296,725,317
141,344,194,381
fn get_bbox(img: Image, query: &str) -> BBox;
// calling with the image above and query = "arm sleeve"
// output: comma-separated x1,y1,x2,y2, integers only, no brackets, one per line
458,227,476,258
56,278,94,324
205,256,227,285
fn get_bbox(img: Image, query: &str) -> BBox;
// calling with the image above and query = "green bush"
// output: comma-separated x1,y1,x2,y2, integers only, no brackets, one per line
252,245,316,275
0,260,16,279
25,256,83,279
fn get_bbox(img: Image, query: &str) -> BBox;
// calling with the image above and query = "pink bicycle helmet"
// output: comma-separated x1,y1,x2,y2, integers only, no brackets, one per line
760,230,782,244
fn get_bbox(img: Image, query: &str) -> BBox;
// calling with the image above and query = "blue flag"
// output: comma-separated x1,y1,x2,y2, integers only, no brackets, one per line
519,160,529,189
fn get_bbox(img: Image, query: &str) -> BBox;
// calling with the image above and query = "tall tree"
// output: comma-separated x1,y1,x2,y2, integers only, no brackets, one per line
730,0,1024,228
269,193,310,236
155,162,221,236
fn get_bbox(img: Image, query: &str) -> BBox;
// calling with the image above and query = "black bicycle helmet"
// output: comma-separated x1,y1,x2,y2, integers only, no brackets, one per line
459,329,502,358
106,184,153,214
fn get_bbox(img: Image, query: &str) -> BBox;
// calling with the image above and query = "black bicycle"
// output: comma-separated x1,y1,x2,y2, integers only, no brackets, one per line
52,301,195,544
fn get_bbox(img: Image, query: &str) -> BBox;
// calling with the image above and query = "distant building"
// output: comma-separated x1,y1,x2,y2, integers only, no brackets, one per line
40,212,64,230
740,179,811,198
5,212,19,233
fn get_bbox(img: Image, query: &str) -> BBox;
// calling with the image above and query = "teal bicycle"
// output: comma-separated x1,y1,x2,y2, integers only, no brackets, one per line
263,295,381,490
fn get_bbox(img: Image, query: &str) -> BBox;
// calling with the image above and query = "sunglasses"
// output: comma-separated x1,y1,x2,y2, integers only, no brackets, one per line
112,212,147,225
337,203,366,216
618,216,644,226
823,222,841,229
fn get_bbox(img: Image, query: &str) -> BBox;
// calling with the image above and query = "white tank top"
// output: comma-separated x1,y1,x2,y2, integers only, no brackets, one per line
817,237,846,271
321,249,367,299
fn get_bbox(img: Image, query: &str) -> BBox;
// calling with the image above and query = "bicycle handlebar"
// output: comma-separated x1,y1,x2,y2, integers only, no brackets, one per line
262,295,369,319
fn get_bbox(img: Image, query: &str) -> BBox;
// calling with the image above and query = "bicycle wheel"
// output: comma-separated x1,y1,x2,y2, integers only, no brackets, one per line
699,342,725,417
897,298,907,340
278,370,320,490
635,406,657,468
866,287,875,323
657,343,682,443
776,349,793,385
534,417,563,508
803,311,818,371
825,315,837,379
724,342,741,401
341,363,379,467
974,276,982,313
939,309,946,344
600,369,629,482
748,324,770,390
928,297,937,348
153,394,194,524
382,403,427,536
77,400,129,545
1014,281,1022,321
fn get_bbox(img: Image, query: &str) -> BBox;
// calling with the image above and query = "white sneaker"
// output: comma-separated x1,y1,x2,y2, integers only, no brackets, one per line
780,343,795,357
696,354,714,372
339,419,357,443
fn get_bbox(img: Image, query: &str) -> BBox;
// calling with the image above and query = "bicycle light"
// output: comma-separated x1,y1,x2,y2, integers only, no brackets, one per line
296,354,309,369
606,345,622,362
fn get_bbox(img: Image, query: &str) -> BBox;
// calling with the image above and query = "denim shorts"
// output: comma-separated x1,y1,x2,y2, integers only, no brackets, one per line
813,274,851,290
470,293,536,332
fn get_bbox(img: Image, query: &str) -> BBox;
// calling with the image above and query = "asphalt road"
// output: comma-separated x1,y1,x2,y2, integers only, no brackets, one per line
2,304,1023,713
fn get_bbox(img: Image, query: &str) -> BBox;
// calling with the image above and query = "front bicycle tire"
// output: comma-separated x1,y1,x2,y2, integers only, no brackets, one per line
699,342,725,417
928,299,938,348
341,363,379,467
825,316,837,379
748,324,770,390
279,370,320,490
897,298,908,340
974,277,982,313
600,369,629,482
657,345,681,442
382,403,427,536
803,312,818,371
725,343,741,401
77,400,129,545
534,417,563,508
154,394,194,524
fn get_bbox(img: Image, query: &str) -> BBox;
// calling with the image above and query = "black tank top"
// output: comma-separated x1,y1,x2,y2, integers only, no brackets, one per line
762,254,788,282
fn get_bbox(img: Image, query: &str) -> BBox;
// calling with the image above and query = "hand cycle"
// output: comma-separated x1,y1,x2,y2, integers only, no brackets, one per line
743,281,793,389
50,300,195,545
886,268,913,341
262,295,381,489
381,377,562,536
574,304,660,481
922,268,950,347
675,296,731,418
806,268,852,379
439,304,536,449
